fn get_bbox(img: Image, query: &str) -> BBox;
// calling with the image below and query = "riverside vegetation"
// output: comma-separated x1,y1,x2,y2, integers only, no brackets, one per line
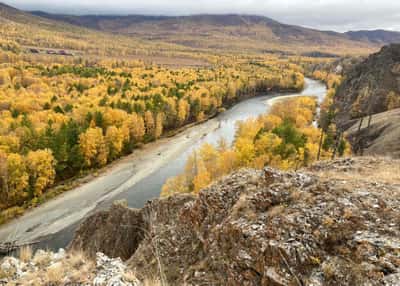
161,55,348,196
161,85,349,196
0,40,308,223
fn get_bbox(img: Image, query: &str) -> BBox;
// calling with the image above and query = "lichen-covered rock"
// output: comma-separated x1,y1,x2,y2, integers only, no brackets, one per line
69,157,400,286
70,200,144,260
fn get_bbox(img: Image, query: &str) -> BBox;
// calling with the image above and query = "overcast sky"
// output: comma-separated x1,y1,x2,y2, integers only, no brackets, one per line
3,0,400,32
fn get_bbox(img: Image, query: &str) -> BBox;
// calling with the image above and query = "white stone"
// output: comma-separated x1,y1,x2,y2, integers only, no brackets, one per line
1,256,24,279
52,248,66,262
0,260,12,272
93,252,137,286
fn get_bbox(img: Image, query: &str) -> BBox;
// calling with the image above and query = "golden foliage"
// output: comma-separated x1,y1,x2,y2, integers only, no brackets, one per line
26,149,56,196
79,127,108,167
162,96,350,196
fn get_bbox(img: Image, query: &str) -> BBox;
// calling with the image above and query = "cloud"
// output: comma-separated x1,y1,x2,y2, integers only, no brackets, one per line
4,0,400,32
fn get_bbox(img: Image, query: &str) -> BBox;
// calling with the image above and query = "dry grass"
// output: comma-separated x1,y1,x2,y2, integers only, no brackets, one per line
142,278,164,286
367,164,400,184
64,250,94,283
7,249,95,285
9,274,41,286
4,247,164,285
19,246,32,262
231,194,254,218
67,250,86,268
45,262,65,284
32,250,52,267
315,157,400,185
322,261,335,280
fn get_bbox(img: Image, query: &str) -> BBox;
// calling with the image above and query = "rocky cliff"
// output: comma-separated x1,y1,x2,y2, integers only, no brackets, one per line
334,44,400,158
68,157,400,286
335,44,400,127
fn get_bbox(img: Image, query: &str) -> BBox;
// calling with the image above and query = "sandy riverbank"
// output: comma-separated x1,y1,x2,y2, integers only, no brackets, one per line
265,93,319,107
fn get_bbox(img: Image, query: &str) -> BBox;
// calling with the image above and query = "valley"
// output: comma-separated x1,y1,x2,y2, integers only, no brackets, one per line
0,1,400,285
0,78,326,251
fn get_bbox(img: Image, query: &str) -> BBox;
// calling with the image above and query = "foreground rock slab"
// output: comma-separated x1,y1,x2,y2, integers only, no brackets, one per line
69,157,400,285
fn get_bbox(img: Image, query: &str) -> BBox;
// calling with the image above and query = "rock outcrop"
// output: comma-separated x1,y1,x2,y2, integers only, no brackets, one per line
335,44,400,127
70,200,144,261
333,44,400,158
69,157,400,286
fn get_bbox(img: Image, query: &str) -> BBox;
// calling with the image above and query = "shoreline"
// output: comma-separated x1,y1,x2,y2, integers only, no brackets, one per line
265,93,319,107
0,115,223,244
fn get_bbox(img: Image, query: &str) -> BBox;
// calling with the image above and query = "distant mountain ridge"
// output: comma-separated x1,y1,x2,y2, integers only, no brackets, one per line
30,11,400,47
1,1,398,55
345,30,400,45
30,11,173,30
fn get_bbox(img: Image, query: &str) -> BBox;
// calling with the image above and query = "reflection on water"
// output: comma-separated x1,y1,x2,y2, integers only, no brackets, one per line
36,78,326,251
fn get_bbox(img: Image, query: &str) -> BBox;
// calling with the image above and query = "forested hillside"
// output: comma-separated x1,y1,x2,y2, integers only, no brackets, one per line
162,94,349,196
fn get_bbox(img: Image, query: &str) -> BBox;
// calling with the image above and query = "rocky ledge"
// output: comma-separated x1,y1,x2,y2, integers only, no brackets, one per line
66,157,400,286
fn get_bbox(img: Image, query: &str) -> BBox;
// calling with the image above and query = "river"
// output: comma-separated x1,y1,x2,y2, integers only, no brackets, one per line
0,78,326,252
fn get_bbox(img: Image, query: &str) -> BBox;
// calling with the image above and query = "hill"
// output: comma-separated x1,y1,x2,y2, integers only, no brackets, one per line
29,11,379,55
3,157,400,285
0,2,199,63
4,2,398,57
2,3,400,58
346,30,400,45
346,108,400,158
335,44,400,124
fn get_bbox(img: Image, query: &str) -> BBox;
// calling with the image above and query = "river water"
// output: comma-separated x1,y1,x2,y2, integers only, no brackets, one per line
34,78,326,251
